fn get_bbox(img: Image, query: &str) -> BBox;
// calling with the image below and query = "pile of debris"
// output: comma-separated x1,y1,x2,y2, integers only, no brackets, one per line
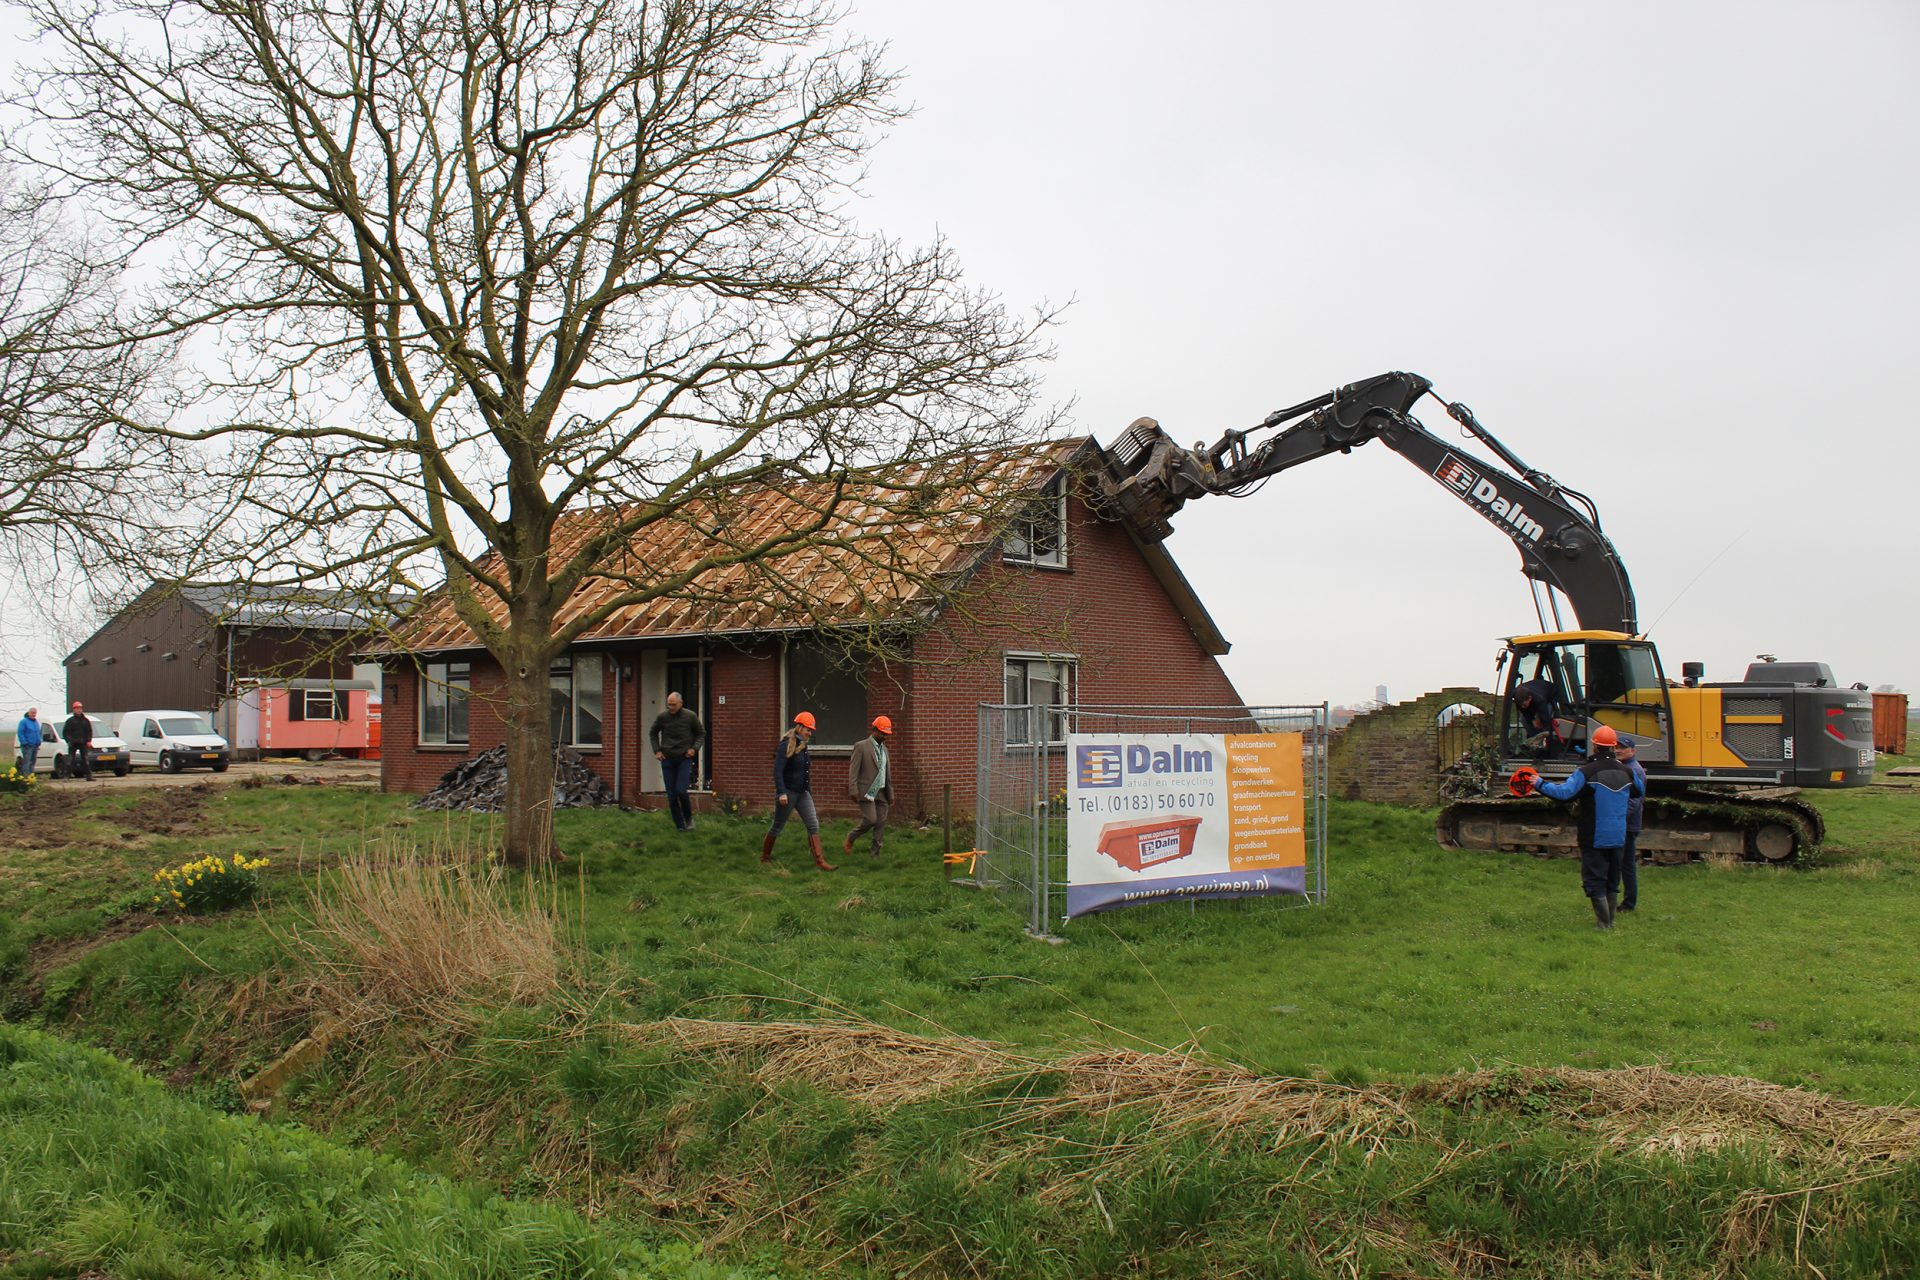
415,745,618,812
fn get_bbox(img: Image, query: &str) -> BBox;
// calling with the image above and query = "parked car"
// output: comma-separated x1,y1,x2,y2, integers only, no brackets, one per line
117,710,231,773
17,714,132,778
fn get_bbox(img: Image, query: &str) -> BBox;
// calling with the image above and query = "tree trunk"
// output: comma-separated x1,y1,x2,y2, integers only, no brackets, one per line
500,639,556,867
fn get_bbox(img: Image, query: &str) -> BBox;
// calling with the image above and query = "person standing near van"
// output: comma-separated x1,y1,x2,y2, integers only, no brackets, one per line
762,711,835,871
650,691,704,831
845,715,895,858
15,707,45,775
62,701,94,781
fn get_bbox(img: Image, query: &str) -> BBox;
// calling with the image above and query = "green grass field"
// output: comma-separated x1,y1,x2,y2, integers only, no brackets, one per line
1,757,1916,1276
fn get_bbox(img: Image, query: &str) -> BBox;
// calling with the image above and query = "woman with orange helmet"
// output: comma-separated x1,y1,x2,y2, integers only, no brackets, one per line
763,710,834,871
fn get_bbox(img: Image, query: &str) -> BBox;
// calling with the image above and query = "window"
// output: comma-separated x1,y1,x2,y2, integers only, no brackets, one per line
1003,476,1067,568
288,689,341,722
420,661,471,746
550,654,604,748
1005,654,1075,746
784,637,867,747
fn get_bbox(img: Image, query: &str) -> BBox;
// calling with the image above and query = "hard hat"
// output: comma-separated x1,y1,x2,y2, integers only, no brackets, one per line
871,715,894,735
793,711,816,730
1590,725,1619,747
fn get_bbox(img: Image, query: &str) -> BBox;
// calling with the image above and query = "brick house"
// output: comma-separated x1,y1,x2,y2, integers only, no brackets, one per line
375,441,1247,818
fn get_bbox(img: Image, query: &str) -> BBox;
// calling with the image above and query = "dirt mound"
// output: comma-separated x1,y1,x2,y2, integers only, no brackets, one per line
0,787,85,848
119,783,216,836
415,745,617,812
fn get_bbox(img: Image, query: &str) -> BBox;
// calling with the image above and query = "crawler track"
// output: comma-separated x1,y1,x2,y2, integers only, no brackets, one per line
1437,787,1824,864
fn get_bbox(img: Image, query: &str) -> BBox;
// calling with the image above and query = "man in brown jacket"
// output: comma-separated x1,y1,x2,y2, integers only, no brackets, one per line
845,715,894,857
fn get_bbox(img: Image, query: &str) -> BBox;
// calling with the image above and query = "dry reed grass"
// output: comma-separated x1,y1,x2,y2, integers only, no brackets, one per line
621,1017,1416,1159
284,836,566,1029
1042,1046,1416,1156
628,1016,1022,1106
1408,1064,1920,1165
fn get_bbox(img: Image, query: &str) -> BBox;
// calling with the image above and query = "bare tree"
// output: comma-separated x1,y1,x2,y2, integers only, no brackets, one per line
0,168,172,592
12,0,1053,862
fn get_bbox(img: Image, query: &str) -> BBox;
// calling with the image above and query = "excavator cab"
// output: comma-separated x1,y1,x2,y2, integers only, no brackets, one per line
1498,631,1671,773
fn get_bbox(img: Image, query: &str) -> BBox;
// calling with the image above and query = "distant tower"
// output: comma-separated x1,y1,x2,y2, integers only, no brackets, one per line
1375,684,1390,706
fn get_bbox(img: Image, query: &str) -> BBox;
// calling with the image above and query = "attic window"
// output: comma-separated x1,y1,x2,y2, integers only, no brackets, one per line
1004,476,1067,568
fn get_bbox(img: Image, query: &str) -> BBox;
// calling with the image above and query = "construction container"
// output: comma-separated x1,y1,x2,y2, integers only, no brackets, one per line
231,679,379,759
1871,691,1908,755
1096,816,1203,872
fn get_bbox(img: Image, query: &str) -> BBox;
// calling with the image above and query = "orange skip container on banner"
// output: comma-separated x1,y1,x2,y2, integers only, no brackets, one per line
1096,816,1203,872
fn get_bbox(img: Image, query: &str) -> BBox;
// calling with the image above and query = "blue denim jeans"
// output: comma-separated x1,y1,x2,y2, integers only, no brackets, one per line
19,742,39,775
662,755,696,828
767,791,819,837
1612,832,1639,908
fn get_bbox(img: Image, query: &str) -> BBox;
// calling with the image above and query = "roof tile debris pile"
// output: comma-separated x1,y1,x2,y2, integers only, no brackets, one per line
415,746,618,812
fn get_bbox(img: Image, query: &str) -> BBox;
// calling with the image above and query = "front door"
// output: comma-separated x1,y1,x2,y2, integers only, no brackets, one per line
663,656,712,791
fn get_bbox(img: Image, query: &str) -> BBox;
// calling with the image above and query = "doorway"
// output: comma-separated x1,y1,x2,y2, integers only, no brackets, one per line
663,655,712,791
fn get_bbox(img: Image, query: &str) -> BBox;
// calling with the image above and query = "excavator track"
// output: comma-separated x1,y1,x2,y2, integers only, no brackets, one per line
1437,787,1824,865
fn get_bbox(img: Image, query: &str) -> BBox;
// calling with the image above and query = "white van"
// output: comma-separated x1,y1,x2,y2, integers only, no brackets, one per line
117,710,232,774
15,713,132,778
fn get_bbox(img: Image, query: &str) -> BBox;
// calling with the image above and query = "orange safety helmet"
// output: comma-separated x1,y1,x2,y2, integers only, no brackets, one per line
792,711,817,730
1589,724,1619,748
871,715,894,735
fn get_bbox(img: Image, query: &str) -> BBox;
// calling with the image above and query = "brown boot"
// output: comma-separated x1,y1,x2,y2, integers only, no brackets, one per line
810,833,837,872
760,832,777,864
842,828,856,855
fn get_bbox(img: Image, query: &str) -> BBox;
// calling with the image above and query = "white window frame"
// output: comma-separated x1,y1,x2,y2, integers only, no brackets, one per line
289,689,341,722
550,652,604,749
1005,652,1077,748
1003,476,1068,568
419,660,471,746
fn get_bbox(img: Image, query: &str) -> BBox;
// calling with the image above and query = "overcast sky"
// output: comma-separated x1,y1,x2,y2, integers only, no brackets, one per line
3,0,1915,714
844,0,1920,707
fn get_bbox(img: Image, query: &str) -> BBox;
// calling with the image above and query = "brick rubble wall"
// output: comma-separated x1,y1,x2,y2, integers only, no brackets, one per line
1326,688,1494,806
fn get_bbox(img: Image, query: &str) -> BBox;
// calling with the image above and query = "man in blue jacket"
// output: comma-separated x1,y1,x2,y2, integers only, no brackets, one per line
15,707,45,775
1526,724,1643,929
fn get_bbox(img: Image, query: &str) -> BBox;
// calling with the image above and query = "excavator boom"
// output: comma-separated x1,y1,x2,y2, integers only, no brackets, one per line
1098,371,1637,635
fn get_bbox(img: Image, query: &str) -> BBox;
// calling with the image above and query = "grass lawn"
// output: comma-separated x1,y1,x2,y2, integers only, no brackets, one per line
1,755,1916,1276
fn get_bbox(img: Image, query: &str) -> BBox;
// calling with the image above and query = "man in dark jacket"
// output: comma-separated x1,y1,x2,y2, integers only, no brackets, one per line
1511,677,1562,753
1529,724,1642,929
1612,735,1646,912
649,692,704,831
61,702,94,781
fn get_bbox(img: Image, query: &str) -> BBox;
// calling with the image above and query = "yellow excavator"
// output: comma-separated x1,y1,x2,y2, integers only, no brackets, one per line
1096,371,1875,863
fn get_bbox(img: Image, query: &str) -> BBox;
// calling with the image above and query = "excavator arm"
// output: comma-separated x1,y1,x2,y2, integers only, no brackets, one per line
1096,370,1638,635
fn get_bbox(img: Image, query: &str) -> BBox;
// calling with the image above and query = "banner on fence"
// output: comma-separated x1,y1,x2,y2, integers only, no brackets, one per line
1064,731,1306,918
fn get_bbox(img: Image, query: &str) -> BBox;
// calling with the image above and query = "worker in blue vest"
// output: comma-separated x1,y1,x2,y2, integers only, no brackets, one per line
1522,724,1643,929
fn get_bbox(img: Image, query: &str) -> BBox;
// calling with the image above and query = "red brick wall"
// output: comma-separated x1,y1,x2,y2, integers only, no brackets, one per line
899,496,1244,814
379,493,1244,819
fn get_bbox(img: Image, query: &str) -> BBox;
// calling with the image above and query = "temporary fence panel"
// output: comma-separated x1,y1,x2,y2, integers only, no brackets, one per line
972,703,1329,939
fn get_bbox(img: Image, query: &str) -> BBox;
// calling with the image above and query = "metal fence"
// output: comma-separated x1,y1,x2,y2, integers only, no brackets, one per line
971,702,1330,939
